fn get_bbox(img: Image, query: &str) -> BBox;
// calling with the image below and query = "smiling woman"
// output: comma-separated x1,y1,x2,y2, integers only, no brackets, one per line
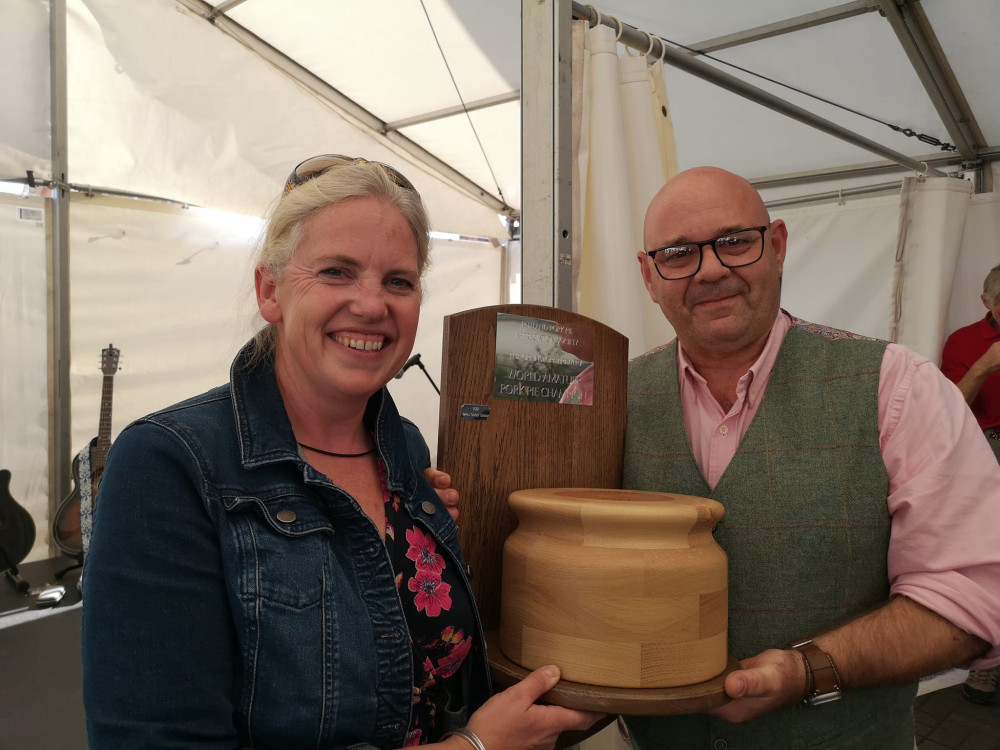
81,155,601,749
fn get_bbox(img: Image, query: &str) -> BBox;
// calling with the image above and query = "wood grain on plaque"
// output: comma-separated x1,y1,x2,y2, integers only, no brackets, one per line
436,304,628,631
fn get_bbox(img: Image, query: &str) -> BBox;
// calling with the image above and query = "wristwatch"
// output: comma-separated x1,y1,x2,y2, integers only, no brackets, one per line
787,639,843,706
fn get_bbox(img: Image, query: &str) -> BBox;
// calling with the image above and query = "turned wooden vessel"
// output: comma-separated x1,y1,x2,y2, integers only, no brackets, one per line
500,488,728,689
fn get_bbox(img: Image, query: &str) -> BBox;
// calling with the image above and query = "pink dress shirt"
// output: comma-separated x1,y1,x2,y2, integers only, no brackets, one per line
677,311,1000,667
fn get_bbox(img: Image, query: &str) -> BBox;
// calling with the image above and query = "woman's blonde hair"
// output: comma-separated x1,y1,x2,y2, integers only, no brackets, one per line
248,161,430,363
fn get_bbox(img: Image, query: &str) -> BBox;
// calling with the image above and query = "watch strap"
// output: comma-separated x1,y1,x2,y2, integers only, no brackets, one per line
788,639,842,705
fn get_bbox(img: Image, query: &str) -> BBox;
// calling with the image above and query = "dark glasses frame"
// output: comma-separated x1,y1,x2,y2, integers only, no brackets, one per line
283,154,415,195
644,224,770,281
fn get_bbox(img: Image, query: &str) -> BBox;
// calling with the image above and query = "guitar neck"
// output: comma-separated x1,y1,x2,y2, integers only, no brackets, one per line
94,372,115,474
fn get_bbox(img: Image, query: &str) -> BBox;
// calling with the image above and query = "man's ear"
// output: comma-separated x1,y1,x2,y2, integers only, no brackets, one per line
982,294,992,311
255,265,282,324
769,219,789,276
637,251,661,303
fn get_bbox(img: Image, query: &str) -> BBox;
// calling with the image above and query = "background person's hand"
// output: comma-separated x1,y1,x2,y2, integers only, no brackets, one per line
462,665,604,750
423,467,459,522
976,340,1000,374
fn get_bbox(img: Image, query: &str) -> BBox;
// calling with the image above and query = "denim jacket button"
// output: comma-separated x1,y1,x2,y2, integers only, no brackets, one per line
276,508,297,523
420,500,436,515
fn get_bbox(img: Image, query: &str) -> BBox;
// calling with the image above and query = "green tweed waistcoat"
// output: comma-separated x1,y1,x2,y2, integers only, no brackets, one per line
622,320,917,750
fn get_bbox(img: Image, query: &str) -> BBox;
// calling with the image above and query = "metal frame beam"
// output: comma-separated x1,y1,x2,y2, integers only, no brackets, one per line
521,0,573,309
385,90,521,131
48,0,73,532
176,0,512,214
571,1,947,178
685,0,878,54
208,0,252,20
876,0,983,161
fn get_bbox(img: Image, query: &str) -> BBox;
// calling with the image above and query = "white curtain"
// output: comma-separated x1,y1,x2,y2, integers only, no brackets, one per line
891,176,974,361
0,195,50,562
572,20,677,358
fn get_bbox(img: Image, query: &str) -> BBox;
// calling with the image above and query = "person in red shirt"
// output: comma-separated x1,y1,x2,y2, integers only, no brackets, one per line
940,262,1000,705
941,263,1000,458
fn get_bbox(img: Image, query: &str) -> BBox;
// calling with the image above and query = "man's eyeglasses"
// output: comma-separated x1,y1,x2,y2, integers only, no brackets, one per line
283,154,415,195
644,225,771,280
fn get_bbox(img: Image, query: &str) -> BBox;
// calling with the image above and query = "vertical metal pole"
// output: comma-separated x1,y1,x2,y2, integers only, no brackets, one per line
49,0,72,520
521,0,573,309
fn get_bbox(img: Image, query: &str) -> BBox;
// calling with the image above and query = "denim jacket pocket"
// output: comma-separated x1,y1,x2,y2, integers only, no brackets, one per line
224,492,335,609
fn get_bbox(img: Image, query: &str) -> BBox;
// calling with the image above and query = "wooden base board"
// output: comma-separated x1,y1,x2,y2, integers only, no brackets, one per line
486,630,736,715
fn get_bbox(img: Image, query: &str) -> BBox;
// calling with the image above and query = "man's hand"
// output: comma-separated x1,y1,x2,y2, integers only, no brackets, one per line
706,648,806,724
422,467,459,522
957,340,1000,403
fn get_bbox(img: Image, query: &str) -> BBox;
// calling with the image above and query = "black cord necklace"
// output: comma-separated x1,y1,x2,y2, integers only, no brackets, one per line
296,441,375,458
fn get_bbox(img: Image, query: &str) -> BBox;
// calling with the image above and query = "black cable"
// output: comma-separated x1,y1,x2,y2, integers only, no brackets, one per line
418,0,508,202
656,34,956,152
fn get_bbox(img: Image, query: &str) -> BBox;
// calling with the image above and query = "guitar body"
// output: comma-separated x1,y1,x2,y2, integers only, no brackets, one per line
51,441,96,556
0,469,36,573
50,344,119,558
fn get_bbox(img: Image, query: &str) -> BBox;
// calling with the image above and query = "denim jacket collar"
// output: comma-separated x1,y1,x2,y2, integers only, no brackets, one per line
228,341,421,506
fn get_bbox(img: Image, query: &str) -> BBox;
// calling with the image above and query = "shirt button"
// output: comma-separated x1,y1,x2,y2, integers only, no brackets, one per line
276,509,296,523
719,425,729,435
749,393,756,403
421,500,437,515
713,740,728,750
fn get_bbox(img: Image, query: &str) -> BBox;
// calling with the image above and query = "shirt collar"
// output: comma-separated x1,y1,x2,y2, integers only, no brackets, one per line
228,340,418,499
677,310,792,399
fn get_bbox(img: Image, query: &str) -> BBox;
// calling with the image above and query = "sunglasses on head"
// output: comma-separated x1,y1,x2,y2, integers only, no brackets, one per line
282,154,416,195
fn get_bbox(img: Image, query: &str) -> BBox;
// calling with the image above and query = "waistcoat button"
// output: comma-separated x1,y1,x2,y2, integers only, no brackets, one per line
276,509,296,523
713,740,727,750
420,500,436,515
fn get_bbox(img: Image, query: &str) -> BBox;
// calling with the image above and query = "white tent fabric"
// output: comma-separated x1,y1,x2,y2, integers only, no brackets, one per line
67,0,505,238
890,176,973,360
4,0,1000,566
0,195,49,562
0,0,50,178
573,22,675,358
2,191,500,560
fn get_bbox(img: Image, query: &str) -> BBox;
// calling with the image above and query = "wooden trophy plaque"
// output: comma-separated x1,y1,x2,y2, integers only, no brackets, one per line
436,304,733,717
437,304,628,632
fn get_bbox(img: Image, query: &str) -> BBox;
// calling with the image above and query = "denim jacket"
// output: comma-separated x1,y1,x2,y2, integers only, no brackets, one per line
82,344,491,749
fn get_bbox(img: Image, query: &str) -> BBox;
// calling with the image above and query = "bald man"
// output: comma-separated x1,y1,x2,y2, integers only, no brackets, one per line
622,167,1000,749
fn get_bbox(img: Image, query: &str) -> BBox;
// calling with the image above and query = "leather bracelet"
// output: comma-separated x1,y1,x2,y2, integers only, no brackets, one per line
443,727,488,750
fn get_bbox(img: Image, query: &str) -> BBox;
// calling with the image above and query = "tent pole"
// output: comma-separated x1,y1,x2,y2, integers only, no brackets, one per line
571,2,948,178
48,0,73,540
521,0,573,309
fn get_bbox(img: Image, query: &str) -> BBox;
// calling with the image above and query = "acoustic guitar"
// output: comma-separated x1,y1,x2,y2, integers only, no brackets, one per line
0,469,36,590
52,344,120,556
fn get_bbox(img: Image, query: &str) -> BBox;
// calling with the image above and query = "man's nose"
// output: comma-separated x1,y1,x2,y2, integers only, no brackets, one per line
695,243,729,280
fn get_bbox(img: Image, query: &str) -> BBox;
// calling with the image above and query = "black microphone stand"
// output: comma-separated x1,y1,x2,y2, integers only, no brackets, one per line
395,353,440,394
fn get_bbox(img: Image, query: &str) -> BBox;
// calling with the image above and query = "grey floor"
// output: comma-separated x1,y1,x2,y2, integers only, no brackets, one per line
916,682,1000,750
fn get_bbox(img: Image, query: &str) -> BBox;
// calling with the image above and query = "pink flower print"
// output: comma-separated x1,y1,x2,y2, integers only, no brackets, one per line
405,527,446,574
404,728,422,746
394,572,403,590
436,633,473,678
408,570,452,617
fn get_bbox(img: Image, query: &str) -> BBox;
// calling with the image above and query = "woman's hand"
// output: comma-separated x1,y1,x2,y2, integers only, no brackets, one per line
457,665,604,750
423,467,459,522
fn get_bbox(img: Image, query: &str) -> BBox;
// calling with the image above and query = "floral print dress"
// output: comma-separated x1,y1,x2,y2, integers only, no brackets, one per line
378,460,475,746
